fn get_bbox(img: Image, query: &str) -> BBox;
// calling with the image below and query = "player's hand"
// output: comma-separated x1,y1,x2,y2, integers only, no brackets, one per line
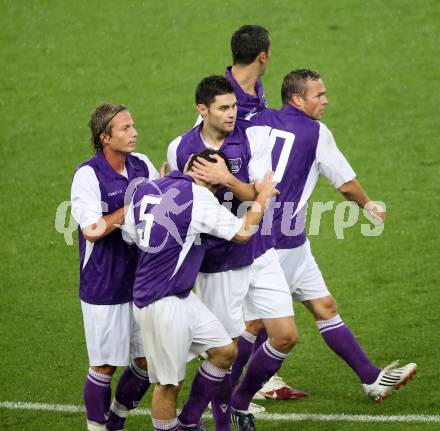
159,162,169,178
365,201,386,224
255,171,280,200
191,154,231,185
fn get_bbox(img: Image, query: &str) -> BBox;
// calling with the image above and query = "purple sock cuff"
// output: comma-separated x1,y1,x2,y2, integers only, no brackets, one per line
88,369,112,386
316,314,344,333
130,361,149,381
263,341,287,361
200,360,228,382
241,331,257,344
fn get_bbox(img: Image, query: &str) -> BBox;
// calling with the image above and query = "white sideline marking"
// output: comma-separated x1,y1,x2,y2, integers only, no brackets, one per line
1,401,440,423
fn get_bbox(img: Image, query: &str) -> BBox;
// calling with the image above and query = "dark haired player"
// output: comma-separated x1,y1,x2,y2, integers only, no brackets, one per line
169,76,298,431
123,149,279,431
71,103,159,431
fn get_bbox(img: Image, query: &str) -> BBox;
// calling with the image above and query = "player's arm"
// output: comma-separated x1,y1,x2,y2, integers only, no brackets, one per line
71,165,128,243
233,172,279,243
317,123,385,224
338,180,385,223
191,172,278,244
82,207,127,243
191,154,257,202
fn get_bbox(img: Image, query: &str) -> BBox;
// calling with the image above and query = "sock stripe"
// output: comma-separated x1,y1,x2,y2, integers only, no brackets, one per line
88,369,113,383
199,368,225,382
263,341,286,361
201,360,228,379
241,331,257,344
87,374,112,388
129,362,149,381
320,322,345,334
152,417,178,431
316,314,343,330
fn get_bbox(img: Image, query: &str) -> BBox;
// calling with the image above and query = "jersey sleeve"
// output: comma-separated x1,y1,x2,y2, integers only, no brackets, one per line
167,136,182,171
245,125,272,182
71,166,103,229
131,152,160,180
316,122,356,188
191,184,243,240
121,200,137,245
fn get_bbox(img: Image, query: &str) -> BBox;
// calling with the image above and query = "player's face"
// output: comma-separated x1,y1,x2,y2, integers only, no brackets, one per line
301,79,328,120
105,110,137,154
202,93,237,134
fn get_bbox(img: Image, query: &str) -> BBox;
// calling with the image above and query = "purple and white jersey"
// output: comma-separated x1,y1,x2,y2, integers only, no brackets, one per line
225,66,267,119
252,105,356,249
167,120,273,272
123,171,243,307
71,152,159,305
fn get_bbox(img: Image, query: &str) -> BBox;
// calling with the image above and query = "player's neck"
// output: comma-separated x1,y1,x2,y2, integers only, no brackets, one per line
231,64,259,96
103,148,127,173
186,171,217,193
200,125,226,149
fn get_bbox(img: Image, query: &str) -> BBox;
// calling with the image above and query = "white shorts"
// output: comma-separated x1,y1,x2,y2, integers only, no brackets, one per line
276,240,329,302
133,292,231,386
196,266,250,338
243,248,294,321
81,301,145,367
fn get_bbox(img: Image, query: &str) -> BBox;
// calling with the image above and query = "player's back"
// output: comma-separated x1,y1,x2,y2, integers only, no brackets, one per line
130,171,205,307
256,105,321,249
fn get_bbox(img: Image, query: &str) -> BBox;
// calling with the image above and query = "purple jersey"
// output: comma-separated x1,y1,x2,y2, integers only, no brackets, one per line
71,152,156,305
225,66,267,119
253,105,356,249
124,171,242,307
167,120,273,272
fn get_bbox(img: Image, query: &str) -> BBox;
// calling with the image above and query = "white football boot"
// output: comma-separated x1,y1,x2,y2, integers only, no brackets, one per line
363,360,417,404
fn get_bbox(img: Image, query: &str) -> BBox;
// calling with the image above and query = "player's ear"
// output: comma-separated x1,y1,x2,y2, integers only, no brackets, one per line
196,104,208,118
291,93,303,108
257,50,268,64
100,133,111,146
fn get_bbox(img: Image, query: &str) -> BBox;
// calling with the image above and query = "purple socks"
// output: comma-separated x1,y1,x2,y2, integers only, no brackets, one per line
317,314,380,384
230,331,256,388
178,360,228,428
211,370,232,431
107,361,151,430
83,369,112,428
232,341,287,411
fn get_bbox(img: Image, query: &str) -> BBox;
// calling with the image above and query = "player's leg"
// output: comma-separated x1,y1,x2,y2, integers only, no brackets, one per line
81,301,128,431
195,268,249,428
232,248,297,418
230,319,264,388
150,383,181,431
293,241,417,403
178,292,236,431
107,303,151,430
133,296,190,431
303,295,382,384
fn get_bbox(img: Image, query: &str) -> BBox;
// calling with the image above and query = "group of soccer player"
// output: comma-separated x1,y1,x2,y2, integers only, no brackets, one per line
71,25,417,431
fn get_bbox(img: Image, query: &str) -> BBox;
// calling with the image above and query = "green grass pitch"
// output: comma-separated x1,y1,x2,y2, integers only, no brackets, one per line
1,0,439,430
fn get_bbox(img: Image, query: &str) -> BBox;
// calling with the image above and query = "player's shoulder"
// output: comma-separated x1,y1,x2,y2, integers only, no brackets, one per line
129,152,154,168
237,118,271,144
317,121,335,140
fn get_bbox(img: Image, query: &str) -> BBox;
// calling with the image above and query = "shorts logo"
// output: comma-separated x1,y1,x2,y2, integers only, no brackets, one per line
228,158,242,174
108,190,123,196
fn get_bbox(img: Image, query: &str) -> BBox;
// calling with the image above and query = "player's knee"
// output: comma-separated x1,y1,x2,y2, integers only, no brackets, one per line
91,364,117,376
319,296,338,320
207,342,237,369
245,319,264,335
270,329,298,353
133,356,148,370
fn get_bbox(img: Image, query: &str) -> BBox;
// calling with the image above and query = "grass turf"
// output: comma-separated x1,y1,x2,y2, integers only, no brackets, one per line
1,0,439,430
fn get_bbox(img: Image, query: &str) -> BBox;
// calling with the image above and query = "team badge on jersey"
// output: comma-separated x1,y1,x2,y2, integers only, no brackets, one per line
228,158,242,174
